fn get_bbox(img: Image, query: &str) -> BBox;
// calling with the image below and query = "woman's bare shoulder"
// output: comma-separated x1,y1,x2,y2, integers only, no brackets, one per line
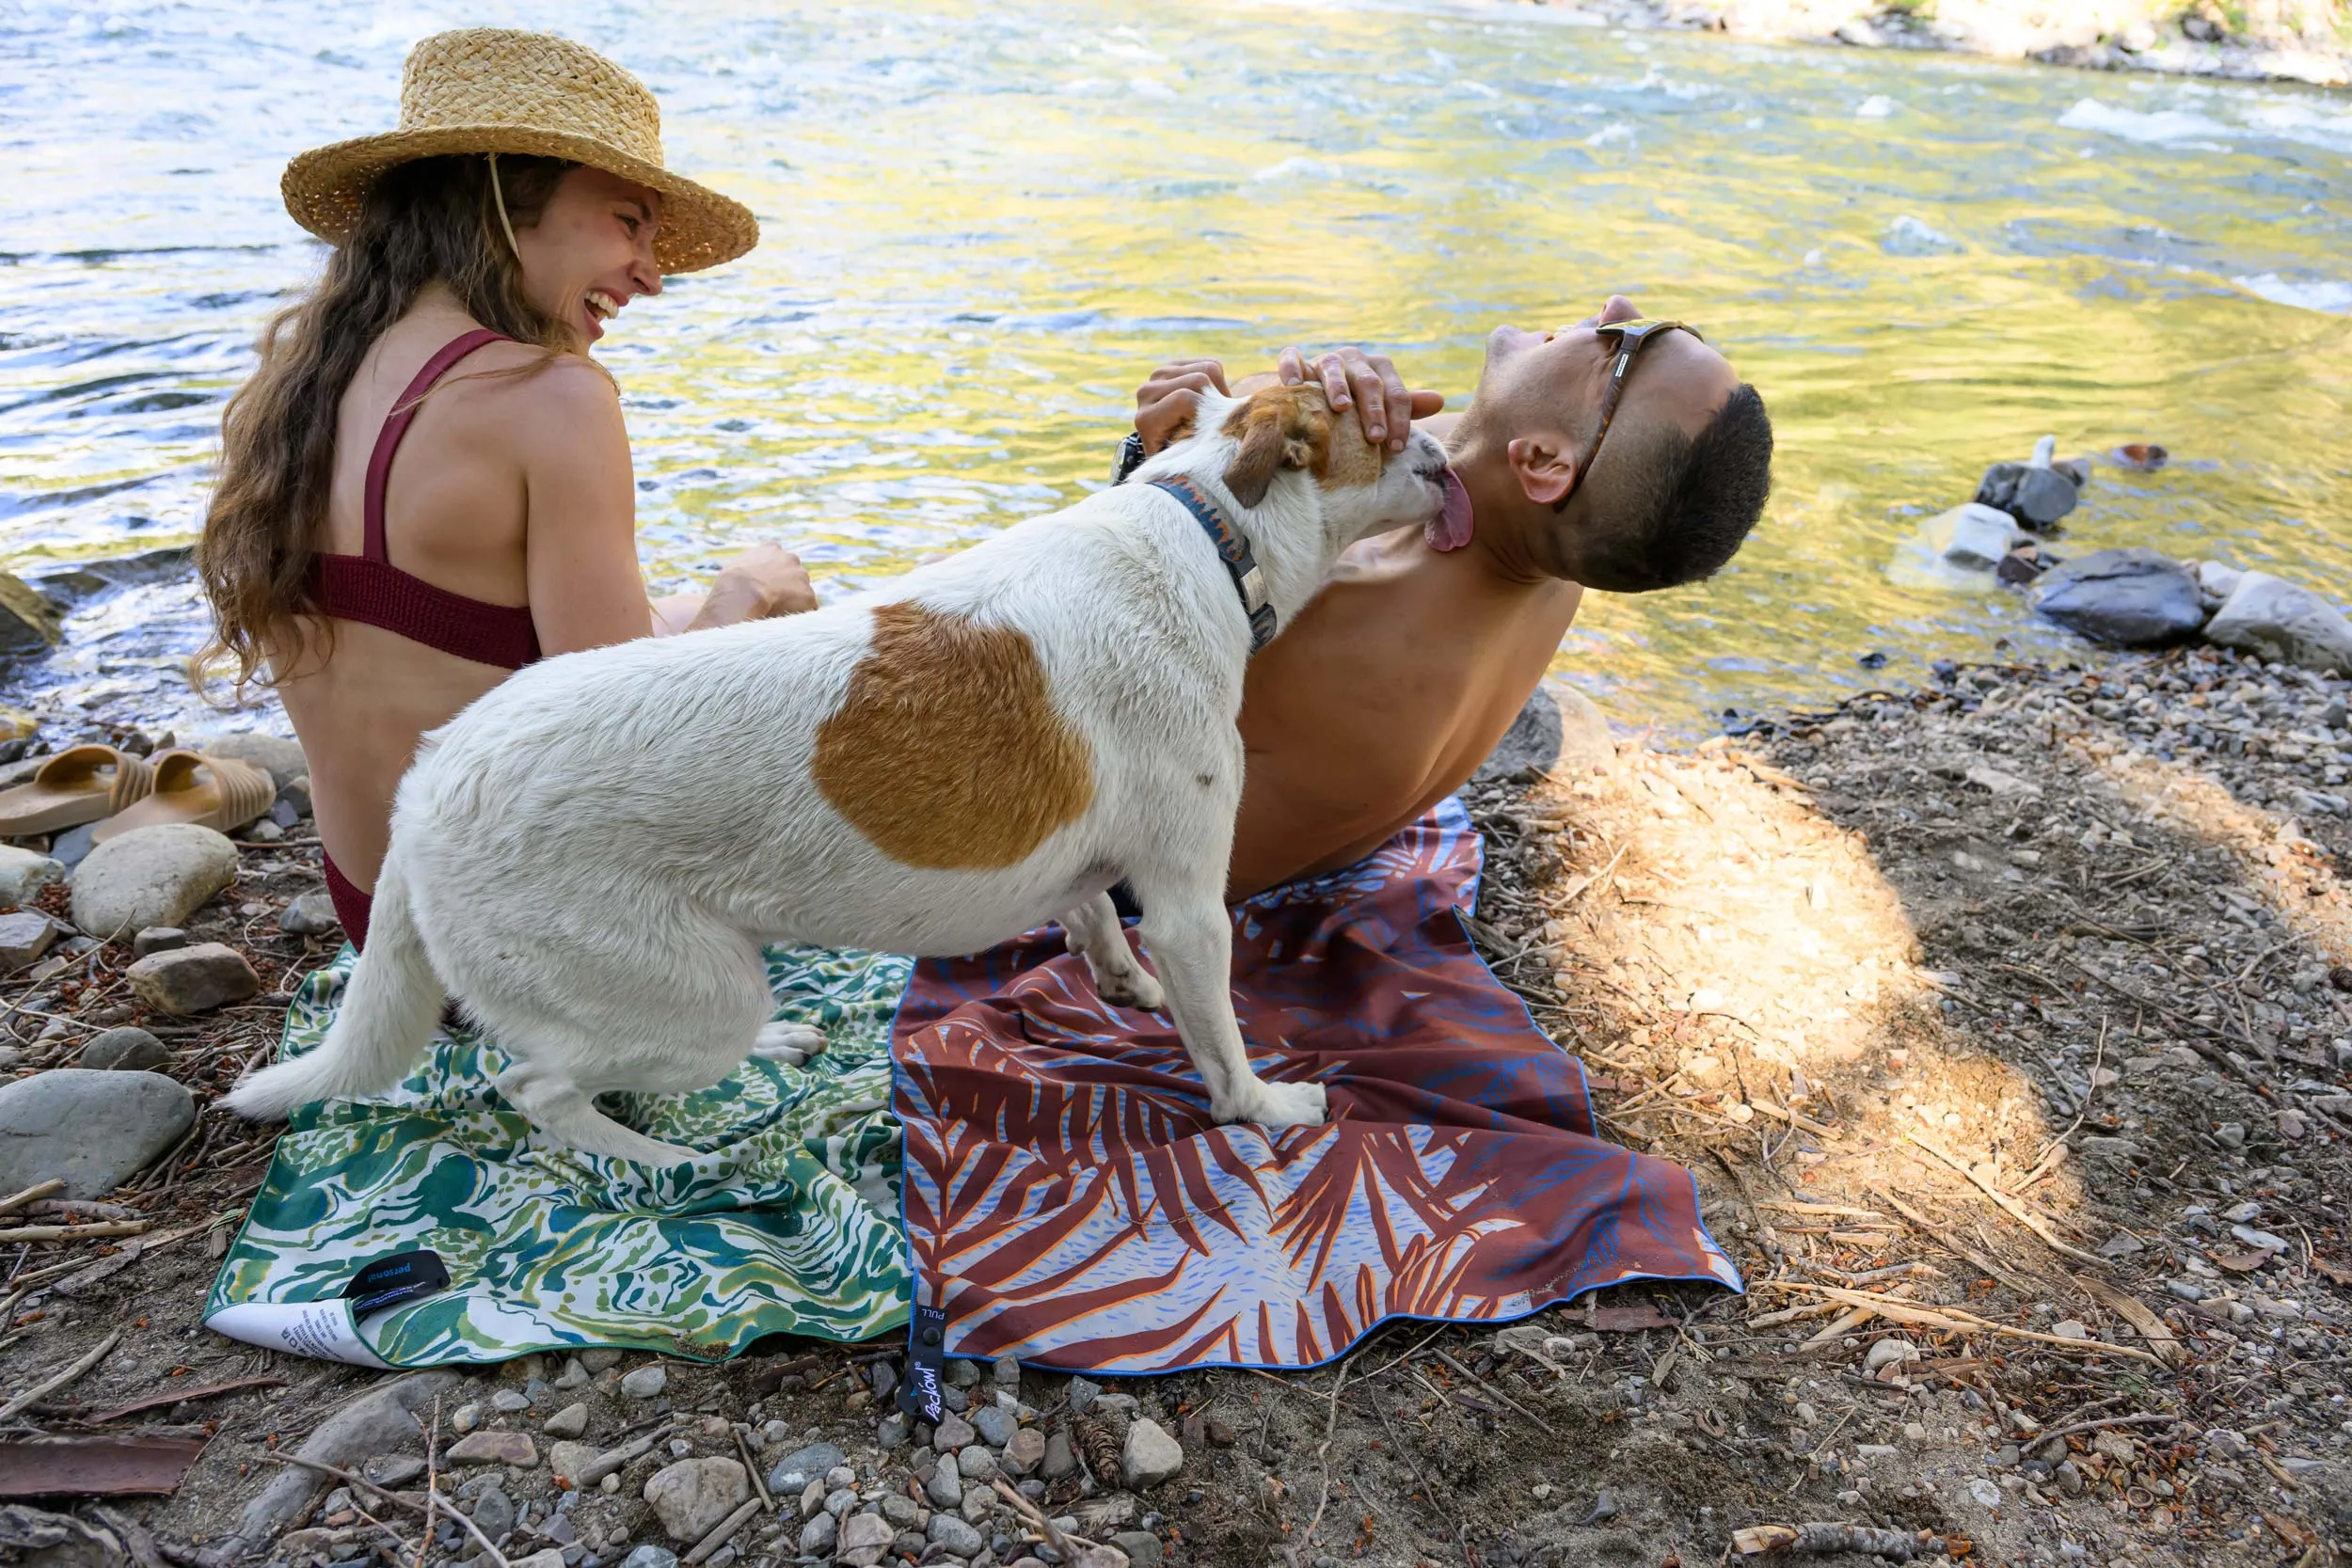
447,345,626,450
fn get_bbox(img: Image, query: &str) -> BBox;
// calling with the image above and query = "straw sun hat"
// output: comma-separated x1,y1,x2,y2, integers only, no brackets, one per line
281,28,757,274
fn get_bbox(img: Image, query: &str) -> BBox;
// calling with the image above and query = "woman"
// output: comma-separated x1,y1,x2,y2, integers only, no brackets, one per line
198,29,808,948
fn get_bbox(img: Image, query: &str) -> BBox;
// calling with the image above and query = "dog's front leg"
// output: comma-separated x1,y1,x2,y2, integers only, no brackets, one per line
1058,891,1164,1012
1137,895,1326,1131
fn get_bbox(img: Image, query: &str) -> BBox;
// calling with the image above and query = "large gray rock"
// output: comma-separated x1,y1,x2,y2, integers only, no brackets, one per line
0,573,61,654
238,1370,465,1540
69,824,238,939
126,942,260,1014
1976,462,2079,530
187,731,309,789
2031,548,2205,647
642,1457,748,1543
2202,570,2352,675
0,847,64,909
0,1069,194,1199
1474,679,1613,786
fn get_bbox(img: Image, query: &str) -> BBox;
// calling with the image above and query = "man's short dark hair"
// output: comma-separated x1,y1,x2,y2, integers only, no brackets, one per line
1569,383,1772,593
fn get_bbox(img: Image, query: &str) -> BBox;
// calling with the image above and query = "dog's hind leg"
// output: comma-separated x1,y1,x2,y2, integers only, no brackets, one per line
752,1020,826,1063
1058,891,1164,1012
1131,884,1326,1131
495,1054,705,1166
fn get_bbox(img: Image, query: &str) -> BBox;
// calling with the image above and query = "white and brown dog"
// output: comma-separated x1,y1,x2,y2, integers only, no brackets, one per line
228,383,1469,1164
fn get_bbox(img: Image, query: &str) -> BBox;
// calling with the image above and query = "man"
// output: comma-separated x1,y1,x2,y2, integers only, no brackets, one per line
1127,296,1772,897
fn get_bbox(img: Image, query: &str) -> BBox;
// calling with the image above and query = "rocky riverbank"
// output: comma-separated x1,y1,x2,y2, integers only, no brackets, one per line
1525,0,2352,86
2,627,2346,1568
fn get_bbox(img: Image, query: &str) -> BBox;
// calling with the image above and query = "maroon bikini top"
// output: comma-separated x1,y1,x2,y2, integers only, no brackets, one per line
308,328,543,671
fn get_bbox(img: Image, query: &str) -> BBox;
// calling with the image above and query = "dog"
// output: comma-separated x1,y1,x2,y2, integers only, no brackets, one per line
228,382,1467,1164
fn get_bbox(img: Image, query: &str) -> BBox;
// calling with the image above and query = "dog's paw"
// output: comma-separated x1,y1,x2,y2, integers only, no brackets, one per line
1095,966,1165,1013
1224,1077,1327,1132
752,1022,827,1064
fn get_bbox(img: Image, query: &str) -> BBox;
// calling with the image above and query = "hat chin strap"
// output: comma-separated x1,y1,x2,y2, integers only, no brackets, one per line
485,152,522,258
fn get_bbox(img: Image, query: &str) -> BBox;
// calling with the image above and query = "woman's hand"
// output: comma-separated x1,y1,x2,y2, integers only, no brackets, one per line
679,544,816,632
1276,345,1443,455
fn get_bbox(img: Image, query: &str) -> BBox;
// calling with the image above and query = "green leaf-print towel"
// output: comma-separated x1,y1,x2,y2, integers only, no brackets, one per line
206,943,914,1366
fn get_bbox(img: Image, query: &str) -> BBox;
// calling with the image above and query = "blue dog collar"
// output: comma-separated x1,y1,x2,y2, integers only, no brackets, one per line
1147,476,1278,654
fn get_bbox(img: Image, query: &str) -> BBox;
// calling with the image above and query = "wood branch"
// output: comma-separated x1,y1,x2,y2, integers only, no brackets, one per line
0,1180,64,1217
1734,1522,1950,1559
1784,1283,2162,1365
0,1326,121,1419
1902,1136,2111,1269
683,1498,760,1565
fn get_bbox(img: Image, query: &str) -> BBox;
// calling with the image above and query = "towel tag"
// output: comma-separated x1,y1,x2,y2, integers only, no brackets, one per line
343,1248,450,1320
897,1304,949,1424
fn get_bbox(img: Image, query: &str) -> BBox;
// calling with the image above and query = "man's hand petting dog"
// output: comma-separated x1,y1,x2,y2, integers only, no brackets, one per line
1135,345,1443,457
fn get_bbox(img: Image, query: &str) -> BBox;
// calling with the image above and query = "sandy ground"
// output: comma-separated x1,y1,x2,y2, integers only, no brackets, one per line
4,637,2348,1568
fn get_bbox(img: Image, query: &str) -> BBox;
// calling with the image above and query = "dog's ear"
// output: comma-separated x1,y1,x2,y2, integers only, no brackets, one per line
1220,388,1322,508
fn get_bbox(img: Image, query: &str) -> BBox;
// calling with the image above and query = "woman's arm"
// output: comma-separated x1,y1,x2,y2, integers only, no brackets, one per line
518,361,661,656
517,362,817,652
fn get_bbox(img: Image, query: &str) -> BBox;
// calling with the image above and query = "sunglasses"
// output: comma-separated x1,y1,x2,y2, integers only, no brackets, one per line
1553,317,1703,515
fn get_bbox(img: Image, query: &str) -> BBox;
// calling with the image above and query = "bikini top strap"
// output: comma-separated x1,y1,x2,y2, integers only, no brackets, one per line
361,327,513,562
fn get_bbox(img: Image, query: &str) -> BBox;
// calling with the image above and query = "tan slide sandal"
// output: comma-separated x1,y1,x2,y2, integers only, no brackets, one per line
90,750,278,844
0,744,157,838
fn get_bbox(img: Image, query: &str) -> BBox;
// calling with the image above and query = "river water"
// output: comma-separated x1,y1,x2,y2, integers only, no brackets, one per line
4,0,2348,738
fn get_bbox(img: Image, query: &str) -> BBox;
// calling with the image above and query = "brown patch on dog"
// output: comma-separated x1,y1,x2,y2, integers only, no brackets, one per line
1218,385,1383,505
813,601,1094,869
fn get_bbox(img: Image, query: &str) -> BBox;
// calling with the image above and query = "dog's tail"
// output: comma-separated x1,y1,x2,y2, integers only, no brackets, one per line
226,851,442,1120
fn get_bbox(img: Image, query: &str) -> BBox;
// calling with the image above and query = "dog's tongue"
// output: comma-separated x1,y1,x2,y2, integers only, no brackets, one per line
1426,467,1474,553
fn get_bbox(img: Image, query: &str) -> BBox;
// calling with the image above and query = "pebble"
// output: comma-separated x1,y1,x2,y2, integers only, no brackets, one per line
618,1547,676,1568
579,1349,624,1371
992,1354,1021,1388
797,1513,835,1557
1066,1376,1101,1414
881,1494,921,1528
446,1431,538,1466
68,823,238,938
1040,1431,1076,1481
0,1068,194,1199
927,1514,985,1557
839,1513,893,1554
552,1356,591,1389
969,1404,1015,1448
124,942,260,1014
280,890,341,937
1862,1338,1918,1372
764,1441,844,1496
876,1412,910,1450
1110,1529,1166,1567
869,1360,898,1401
1001,1427,1046,1476
957,1444,997,1481
491,1389,531,1414
619,1365,668,1400
470,1485,515,1541
925,1459,963,1509
452,1402,482,1433
1968,1477,2004,1509
946,1358,981,1389
0,846,63,907
542,1402,589,1439
78,1025,169,1071
932,1412,976,1451
1120,1418,1184,1489
131,926,186,956
548,1440,597,1486
0,910,63,969
641,1458,748,1542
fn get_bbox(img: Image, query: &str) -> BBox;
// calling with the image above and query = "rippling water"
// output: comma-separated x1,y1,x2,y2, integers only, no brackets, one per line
4,0,2348,736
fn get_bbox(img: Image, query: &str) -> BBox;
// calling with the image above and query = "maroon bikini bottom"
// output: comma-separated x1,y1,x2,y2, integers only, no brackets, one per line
321,851,373,951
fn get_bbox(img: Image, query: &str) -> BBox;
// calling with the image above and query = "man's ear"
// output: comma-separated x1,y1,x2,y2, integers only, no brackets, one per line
1222,388,1319,508
1506,435,1577,508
